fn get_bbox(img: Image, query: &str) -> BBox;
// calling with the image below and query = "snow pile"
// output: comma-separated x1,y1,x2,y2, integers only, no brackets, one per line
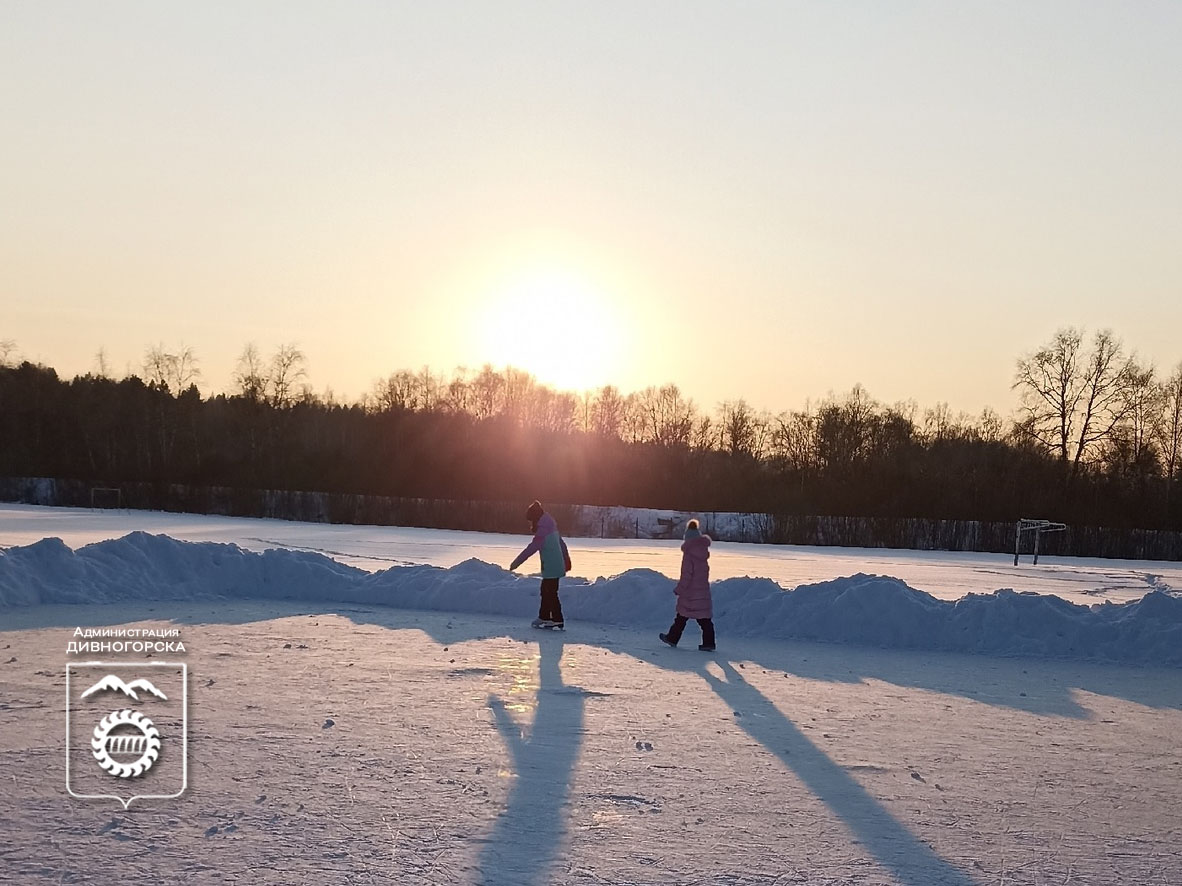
3,532,1181,666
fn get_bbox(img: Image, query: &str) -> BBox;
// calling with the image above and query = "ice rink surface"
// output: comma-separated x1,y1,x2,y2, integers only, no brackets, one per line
2,504,1180,885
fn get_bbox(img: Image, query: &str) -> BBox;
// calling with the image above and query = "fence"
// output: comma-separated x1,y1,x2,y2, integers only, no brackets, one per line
2,476,1181,561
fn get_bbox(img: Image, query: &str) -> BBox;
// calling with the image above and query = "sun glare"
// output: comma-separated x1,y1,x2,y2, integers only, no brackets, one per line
472,268,623,392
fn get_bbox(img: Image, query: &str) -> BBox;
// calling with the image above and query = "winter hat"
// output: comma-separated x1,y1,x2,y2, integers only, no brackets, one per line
683,518,701,540
525,500,544,523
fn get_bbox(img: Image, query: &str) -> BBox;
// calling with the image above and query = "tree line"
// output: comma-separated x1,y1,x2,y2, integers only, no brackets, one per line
0,330,1179,531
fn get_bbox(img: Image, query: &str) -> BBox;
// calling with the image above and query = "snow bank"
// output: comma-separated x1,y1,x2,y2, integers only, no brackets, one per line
3,532,1181,667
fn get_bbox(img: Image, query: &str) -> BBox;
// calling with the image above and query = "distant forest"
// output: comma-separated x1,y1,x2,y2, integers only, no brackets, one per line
1,328,1180,531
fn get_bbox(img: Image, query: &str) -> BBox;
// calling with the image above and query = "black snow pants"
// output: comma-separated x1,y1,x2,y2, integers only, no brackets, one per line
665,614,715,647
539,577,564,623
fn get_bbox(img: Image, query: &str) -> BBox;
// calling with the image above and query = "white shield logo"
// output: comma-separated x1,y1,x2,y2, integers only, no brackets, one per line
66,662,188,808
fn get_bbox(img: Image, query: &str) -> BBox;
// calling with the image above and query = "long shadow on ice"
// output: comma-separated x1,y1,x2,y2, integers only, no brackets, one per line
17,594,1163,885
701,656,977,886
6,535,1180,882
472,632,583,886
725,635,1164,721
390,611,984,886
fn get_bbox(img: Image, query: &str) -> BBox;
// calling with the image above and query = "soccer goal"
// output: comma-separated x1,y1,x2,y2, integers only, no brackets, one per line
90,487,123,510
1014,518,1067,565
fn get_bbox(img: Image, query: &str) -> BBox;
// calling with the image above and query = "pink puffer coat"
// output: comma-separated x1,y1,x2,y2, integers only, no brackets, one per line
674,535,712,619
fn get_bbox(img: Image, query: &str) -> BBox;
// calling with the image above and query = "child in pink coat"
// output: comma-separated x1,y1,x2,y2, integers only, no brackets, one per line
659,519,716,651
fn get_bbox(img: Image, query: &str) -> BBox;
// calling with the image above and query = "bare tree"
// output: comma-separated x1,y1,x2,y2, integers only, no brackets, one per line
371,370,417,412
143,344,172,389
471,365,506,419
754,410,776,459
233,343,268,401
590,385,627,439
719,400,754,457
771,407,819,474
636,384,696,447
93,348,112,378
976,406,1004,443
1013,328,1135,477
875,402,917,454
413,366,440,412
171,346,201,392
443,368,473,414
552,391,579,434
143,344,201,393
1108,360,1162,471
0,339,17,367
501,368,535,421
720,399,772,458
1155,362,1182,486
691,414,716,451
922,402,954,442
620,392,648,444
528,388,577,434
814,386,877,470
574,391,595,434
269,344,307,407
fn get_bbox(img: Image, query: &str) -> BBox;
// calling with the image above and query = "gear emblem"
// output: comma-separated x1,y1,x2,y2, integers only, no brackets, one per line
91,709,161,778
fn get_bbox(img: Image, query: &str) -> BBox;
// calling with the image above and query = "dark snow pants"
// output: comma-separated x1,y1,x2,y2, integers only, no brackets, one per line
665,614,715,647
539,578,564,623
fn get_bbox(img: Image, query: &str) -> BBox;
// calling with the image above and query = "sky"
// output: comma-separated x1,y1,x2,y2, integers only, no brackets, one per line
3,2,1180,418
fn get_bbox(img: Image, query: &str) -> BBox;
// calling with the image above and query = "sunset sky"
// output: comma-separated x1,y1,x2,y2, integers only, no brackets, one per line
3,3,1180,417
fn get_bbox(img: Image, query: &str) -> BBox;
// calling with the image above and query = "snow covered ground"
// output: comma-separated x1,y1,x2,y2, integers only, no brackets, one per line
3,503,1180,605
2,504,1181,884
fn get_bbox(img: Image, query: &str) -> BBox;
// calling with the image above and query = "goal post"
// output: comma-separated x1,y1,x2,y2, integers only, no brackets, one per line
1014,518,1067,565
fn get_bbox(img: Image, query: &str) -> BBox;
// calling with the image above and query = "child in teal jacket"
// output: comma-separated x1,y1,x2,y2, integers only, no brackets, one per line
509,500,571,629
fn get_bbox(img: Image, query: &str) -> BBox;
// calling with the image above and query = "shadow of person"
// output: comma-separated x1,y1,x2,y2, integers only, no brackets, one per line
697,657,978,886
461,617,981,886
476,631,584,886
34,584,1179,886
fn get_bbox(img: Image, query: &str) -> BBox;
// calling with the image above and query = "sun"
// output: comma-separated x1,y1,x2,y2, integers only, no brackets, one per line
471,268,624,392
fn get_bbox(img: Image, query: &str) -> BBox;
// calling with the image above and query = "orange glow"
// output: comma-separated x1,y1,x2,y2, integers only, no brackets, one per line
470,268,624,392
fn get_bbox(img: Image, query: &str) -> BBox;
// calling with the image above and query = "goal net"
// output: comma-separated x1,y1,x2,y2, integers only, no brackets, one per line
1014,518,1066,565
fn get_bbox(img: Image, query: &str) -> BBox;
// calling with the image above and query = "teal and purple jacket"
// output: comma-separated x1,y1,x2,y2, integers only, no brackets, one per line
510,512,571,579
